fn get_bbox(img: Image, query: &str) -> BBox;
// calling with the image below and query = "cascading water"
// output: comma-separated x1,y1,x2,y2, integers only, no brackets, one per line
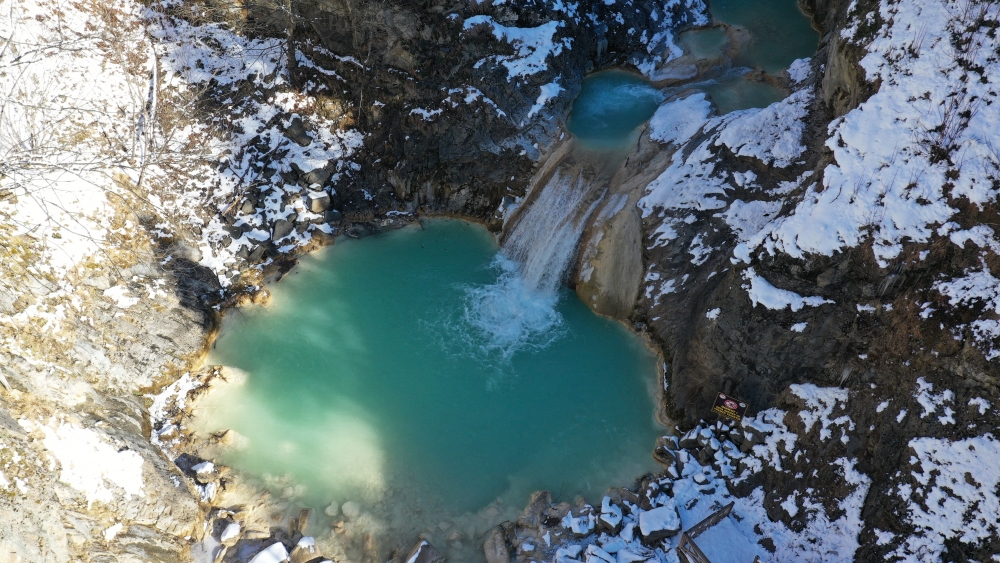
463,71,664,354
462,169,604,357
502,171,602,295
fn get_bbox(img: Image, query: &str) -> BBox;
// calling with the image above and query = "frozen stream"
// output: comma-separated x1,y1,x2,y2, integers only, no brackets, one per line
202,220,662,561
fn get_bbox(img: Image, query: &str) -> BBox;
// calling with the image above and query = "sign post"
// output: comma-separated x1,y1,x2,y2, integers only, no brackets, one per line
711,392,748,422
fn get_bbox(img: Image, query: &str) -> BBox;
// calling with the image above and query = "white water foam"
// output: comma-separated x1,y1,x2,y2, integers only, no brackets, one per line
460,255,565,362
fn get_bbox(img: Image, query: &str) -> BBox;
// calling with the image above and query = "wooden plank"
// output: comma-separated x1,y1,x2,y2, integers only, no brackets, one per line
686,501,735,539
678,533,713,563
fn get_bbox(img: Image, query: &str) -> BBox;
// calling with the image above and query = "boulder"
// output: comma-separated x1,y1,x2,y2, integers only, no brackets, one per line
405,540,446,563
220,521,240,546
638,503,681,544
272,218,295,241
652,446,676,466
289,536,317,563
483,528,510,563
596,496,623,534
679,428,700,449
284,117,312,147
306,191,331,213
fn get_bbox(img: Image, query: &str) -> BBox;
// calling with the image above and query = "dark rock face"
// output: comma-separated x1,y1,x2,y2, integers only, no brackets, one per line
628,0,1000,558
231,0,700,227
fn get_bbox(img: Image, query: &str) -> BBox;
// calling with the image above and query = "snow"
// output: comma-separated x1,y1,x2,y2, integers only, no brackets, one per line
103,286,140,309
525,81,564,121
720,200,783,243
103,523,124,542
220,522,241,543
192,461,215,475
934,263,1000,359
894,435,1000,560
790,384,853,442
969,397,990,415
410,108,443,121
790,322,807,332
780,494,800,517
715,89,812,168
706,308,720,320
730,0,1000,268
648,94,712,146
24,419,145,508
695,517,766,563
743,268,834,312
463,16,569,79
637,503,679,536
787,58,812,84
249,542,289,563
914,377,955,425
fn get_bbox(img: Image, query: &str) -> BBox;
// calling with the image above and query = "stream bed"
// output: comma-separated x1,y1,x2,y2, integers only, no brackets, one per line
200,219,662,561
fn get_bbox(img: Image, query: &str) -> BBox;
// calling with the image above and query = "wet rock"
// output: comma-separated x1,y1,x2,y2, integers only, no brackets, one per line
483,527,511,563
405,540,445,563
517,490,551,529
292,508,313,535
341,501,361,520
652,445,676,465
656,435,679,450
323,502,339,517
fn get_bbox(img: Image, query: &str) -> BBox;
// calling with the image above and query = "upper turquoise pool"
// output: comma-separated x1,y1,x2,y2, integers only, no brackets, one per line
710,0,818,73
568,70,665,150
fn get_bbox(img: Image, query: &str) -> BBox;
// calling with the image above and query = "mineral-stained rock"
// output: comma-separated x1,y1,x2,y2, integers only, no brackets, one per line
517,490,552,529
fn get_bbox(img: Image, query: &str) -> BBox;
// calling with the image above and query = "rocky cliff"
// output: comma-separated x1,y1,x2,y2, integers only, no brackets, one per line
3,0,1000,560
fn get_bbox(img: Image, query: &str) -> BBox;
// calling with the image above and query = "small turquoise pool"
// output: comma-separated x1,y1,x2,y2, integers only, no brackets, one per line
710,0,819,73
568,70,665,150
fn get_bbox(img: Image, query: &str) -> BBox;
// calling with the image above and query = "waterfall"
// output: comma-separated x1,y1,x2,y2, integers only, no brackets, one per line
501,169,604,295
459,163,605,360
